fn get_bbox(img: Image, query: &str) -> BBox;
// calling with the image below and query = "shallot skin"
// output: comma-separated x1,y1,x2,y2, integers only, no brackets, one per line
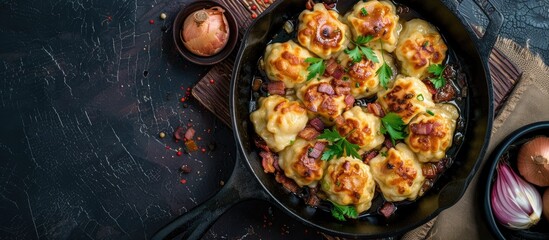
182,7,229,57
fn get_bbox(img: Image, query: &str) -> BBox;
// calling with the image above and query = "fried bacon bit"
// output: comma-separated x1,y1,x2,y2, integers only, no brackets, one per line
379,202,396,219
309,117,325,132
410,122,434,135
422,163,438,179
335,86,351,95
306,187,321,207
305,0,314,10
260,151,276,173
367,103,385,117
344,95,355,108
299,127,320,140
363,150,379,164
184,127,196,140
422,79,437,95
185,139,199,152
325,58,338,75
436,157,450,173
267,81,285,95
434,83,456,103
317,83,335,95
254,137,270,152
308,142,326,159
275,172,299,193
342,160,350,171
383,138,394,149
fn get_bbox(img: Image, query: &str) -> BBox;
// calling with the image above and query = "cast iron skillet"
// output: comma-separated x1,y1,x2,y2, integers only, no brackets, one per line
153,0,502,239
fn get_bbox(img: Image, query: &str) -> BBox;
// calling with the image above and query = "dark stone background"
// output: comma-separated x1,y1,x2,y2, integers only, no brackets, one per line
0,0,546,239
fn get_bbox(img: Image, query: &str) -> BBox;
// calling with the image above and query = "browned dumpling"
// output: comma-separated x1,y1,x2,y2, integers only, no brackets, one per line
335,106,384,152
264,40,315,88
405,104,459,162
395,19,448,78
297,3,350,59
377,75,435,124
369,143,425,202
345,0,400,52
278,139,327,187
296,77,353,123
250,95,309,152
321,157,376,213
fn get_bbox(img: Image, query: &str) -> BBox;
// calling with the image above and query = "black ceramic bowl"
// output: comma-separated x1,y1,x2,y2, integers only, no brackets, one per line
172,0,238,65
484,121,549,239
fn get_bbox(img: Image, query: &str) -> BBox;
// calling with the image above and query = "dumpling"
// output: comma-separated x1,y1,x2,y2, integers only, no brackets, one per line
345,0,400,52
376,75,435,124
250,95,309,152
335,106,384,152
321,156,376,213
297,77,353,123
297,3,350,59
264,40,316,88
395,19,448,78
405,104,459,162
278,139,327,187
369,143,425,202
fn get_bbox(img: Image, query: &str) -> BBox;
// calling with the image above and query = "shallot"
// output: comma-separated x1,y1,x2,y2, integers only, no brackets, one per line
491,162,542,230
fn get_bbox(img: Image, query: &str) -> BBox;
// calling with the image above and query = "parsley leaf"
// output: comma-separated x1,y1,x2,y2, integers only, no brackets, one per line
360,7,368,16
380,113,407,145
305,57,325,81
318,128,361,160
427,64,446,89
344,35,379,64
376,62,393,89
330,201,358,221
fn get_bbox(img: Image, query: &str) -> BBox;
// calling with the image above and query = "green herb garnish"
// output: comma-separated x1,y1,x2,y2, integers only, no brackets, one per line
380,151,388,157
330,201,358,221
305,57,326,81
360,7,368,16
427,64,446,89
380,113,407,145
376,39,393,89
344,35,379,63
426,109,435,116
416,93,424,101
318,128,361,161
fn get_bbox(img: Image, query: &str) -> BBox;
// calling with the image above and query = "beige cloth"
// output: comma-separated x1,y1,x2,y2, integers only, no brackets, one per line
402,38,549,239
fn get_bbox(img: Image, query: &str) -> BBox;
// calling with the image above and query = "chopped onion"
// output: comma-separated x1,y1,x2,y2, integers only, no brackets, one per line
491,162,542,230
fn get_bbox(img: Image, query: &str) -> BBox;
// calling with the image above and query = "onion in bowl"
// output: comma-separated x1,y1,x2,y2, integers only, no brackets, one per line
181,7,230,57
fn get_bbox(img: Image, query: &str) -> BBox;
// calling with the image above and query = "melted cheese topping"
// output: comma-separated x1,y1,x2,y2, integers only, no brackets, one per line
250,95,309,152
297,3,350,59
321,157,376,212
395,19,448,78
264,40,315,88
369,143,425,202
278,138,327,187
337,50,387,98
405,104,459,162
296,77,350,123
345,0,400,52
377,75,435,124
336,106,384,152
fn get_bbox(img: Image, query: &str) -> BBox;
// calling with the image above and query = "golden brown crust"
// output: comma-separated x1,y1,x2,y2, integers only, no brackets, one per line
298,3,350,59
297,78,351,122
264,40,315,88
335,106,384,152
279,139,326,187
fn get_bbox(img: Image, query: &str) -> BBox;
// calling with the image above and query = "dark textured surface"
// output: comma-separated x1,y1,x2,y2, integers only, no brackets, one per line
0,0,547,240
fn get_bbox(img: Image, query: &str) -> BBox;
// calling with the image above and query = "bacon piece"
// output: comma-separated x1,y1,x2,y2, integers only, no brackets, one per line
173,126,185,140
344,95,355,107
275,172,299,193
306,187,321,207
434,83,456,102
260,151,276,173
298,127,320,140
422,79,437,95
325,58,338,75
335,86,351,95
367,103,385,117
308,142,326,159
332,68,344,80
267,81,285,95
254,137,270,152
317,83,335,95
363,150,379,164
184,127,196,140
410,122,434,135
422,163,438,179
379,202,396,219
383,138,394,149
309,117,325,132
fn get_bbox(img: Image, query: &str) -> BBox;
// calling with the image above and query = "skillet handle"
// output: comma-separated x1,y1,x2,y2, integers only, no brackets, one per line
151,150,270,240
446,0,504,58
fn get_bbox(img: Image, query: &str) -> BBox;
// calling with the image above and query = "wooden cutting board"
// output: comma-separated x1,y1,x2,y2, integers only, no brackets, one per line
192,0,522,128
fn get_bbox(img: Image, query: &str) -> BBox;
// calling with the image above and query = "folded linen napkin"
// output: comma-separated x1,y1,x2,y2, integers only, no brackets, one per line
402,37,549,240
